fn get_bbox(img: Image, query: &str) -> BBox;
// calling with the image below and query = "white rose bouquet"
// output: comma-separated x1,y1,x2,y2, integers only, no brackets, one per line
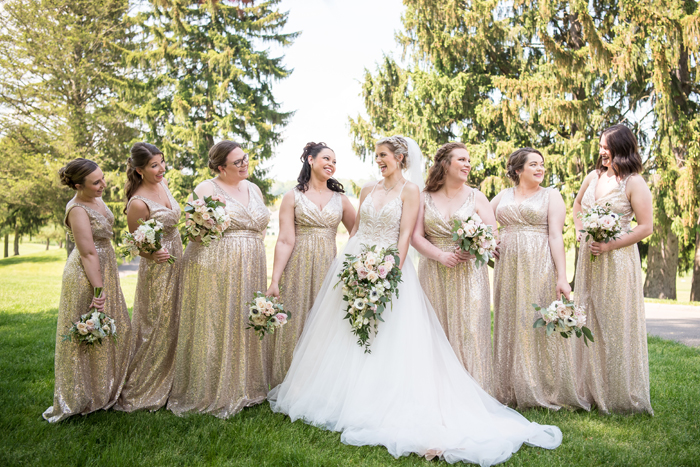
183,193,232,246
451,213,498,268
118,218,176,264
246,291,290,340
335,244,402,353
533,295,594,346
578,202,627,262
62,287,117,347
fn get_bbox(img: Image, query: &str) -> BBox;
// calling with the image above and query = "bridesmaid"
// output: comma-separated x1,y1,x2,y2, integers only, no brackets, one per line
573,125,653,414
115,143,182,412
491,148,589,410
44,159,132,422
266,142,355,388
168,140,271,418
411,142,495,393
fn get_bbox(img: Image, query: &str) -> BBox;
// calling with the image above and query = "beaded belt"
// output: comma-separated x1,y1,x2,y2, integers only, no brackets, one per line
222,229,263,240
295,225,336,240
501,225,548,235
426,235,458,251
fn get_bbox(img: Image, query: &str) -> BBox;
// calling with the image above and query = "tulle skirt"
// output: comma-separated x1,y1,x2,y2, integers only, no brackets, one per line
269,237,562,466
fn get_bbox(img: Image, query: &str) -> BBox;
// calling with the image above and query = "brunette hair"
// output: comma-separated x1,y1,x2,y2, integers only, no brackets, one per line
208,140,242,173
58,158,99,190
596,124,643,177
125,142,163,212
376,135,410,170
424,142,468,193
295,142,344,193
506,148,544,185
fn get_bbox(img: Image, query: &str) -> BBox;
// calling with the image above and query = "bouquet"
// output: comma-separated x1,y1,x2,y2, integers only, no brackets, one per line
533,295,594,346
246,292,290,340
335,244,402,353
183,192,232,246
578,203,626,262
451,213,498,268
118,218,176,264
62,287,117,347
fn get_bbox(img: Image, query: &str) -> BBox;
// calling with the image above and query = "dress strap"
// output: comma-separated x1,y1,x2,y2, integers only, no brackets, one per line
369,182,379,196
398,180,409,196
126,195,152,213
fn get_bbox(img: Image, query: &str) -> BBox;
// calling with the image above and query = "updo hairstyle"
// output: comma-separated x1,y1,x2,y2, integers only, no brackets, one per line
295,142,344,193
424,142,468,193
125,142,163,210
58,158,99,190
376,135,410,170
208,140,242,173
597,124,643,177
506,148,543,185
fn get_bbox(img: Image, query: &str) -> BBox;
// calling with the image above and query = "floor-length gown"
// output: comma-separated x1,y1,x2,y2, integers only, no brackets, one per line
418,190,493,394
270,188,343,387
168,180,270,418
269,183,562,466
116,182,183,412
43,200,132,422
574,173,653,414
492,187,589,411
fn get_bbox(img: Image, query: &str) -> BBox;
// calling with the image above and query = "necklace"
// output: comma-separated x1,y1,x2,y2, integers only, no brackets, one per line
382,179,400,194
444,186,463,200
145,185,163,200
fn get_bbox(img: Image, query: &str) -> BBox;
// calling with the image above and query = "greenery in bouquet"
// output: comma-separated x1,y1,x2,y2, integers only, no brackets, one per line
451,214,497,268
117,218,176,264
533,295,594,346
246,291,290,340
62,287,117,347
578,202,627,262
183,192,232,246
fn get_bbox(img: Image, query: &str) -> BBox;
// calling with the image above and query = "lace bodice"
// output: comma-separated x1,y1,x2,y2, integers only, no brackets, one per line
355,184,405,249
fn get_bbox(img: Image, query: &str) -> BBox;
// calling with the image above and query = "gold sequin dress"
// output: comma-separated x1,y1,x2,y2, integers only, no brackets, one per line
168,179,270,418
417,190,493,393
270,188,343,387
493,187,589,410
116,182,182,412
574,173,653,414
43,200,132,423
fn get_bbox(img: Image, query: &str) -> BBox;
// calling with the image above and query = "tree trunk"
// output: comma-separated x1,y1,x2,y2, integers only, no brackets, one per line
59,239,63,249
13,229,20,256
3,233,7,258
46,238,50,250
690,225,700,302
66,232,75,257
644,228,679,299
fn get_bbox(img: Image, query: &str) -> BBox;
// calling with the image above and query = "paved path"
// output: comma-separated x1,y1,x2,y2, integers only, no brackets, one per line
118,256,140,278
645,302,700,348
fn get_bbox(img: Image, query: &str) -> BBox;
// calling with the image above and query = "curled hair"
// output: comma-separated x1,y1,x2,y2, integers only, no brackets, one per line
597,124,643,178
58,158,99,190
424,142,468,192
295,142,345,193
124,142,163,213
506,148,544,185
208,140,242,173
376,135,410,170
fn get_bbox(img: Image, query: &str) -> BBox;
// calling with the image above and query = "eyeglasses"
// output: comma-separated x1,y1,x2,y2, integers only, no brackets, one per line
230,154,249,168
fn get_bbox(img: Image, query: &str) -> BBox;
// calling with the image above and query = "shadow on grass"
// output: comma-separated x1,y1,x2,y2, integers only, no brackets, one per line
0,252,65,267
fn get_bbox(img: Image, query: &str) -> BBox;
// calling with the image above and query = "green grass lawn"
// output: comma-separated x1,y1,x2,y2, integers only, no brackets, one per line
1,250,700,466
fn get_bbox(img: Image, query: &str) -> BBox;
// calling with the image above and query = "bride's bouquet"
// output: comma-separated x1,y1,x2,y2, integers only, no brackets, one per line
246,292,290,340
533,295,594,346
451,213,498,268
183,193,231,246
336,244,402,353
62,287,117,347
118,218,176,264
578,203,626,262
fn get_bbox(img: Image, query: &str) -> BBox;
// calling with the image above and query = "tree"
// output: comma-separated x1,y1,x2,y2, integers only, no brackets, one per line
121,0,297,203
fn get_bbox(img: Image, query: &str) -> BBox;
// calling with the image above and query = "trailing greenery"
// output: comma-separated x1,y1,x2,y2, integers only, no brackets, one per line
1,249,699,466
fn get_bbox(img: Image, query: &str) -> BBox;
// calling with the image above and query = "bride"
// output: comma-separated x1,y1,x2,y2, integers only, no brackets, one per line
268,136,562,465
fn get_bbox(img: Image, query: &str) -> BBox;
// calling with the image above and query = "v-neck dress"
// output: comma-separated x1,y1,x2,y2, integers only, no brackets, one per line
417,190,493,394
269,188,344,387
43,199,132,422
493,187,589,410
168,179,271,418
116,181,183,412
573,172,652,414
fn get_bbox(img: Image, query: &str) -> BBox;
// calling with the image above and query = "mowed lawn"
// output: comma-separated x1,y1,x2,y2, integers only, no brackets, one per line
1,250,699,466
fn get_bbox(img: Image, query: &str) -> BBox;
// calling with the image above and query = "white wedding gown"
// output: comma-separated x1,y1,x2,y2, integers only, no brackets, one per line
268,186,562,466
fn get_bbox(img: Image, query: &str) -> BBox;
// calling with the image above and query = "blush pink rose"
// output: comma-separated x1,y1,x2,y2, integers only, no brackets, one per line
358,268,369,279
384,255,395,264
276,313,288,325
377,265,388,278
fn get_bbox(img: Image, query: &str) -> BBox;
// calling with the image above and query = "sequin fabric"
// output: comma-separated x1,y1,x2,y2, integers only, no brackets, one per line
417,190,494,393
270,189,343,387
168,179,271,418
43,200,132,422
574,173,653,414
493,187,589,410
116,182,183,412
